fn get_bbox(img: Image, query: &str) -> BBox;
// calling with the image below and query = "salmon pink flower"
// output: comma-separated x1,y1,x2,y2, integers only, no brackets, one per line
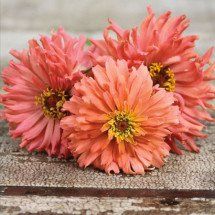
61,59,179,174
0,28,91,158
89,7,215,154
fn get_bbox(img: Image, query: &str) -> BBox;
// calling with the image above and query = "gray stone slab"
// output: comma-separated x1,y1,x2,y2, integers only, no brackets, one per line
0,196,214,215
0,120,214,190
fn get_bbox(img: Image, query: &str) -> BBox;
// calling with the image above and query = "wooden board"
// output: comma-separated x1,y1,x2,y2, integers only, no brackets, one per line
0,121,215,191
0,120,215,214
1,196,214,215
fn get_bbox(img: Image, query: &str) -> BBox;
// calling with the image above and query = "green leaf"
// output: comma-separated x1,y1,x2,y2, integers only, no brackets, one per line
86,39,92,46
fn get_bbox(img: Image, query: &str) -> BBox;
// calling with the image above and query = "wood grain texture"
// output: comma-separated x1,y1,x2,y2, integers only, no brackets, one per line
1,186,215,199
0,121,214,190
0,196,215,215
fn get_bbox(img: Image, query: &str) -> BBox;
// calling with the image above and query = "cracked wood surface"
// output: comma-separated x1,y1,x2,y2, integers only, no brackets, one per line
0,196,214,215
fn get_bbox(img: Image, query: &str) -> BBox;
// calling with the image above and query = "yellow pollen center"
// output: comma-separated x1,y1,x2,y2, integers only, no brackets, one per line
35,88,70,119
102,111,141,144
149,63,175,92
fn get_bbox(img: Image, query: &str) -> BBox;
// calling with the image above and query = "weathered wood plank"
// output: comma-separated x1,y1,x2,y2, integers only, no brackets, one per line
0,121,214,190
0,196,214,215
1,186,215,199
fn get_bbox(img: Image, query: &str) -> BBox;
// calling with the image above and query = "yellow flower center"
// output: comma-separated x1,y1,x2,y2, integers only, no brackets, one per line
35,88,70,119
102,111,141,143
149,63,175,92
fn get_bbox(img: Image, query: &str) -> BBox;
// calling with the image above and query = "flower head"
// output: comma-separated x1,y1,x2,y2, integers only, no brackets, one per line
0,27,91,158
61,59,179,174
89,7,215,154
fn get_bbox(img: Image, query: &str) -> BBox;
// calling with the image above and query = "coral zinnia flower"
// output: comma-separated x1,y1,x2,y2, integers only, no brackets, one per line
0,28,91,158
61,59,179,174
89,7,215,154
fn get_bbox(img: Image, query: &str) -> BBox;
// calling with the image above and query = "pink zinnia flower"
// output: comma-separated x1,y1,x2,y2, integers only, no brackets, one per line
89,7,215,154
0,28,91,158
61,59,179,174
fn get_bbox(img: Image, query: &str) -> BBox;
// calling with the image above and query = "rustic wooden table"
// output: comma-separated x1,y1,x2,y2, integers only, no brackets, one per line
0,0,215,214
0,119,215,214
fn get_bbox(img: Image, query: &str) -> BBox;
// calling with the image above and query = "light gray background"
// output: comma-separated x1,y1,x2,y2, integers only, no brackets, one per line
1,0,215,72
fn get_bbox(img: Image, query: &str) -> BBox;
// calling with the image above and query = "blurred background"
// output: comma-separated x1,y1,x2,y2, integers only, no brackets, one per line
1,0,215,75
